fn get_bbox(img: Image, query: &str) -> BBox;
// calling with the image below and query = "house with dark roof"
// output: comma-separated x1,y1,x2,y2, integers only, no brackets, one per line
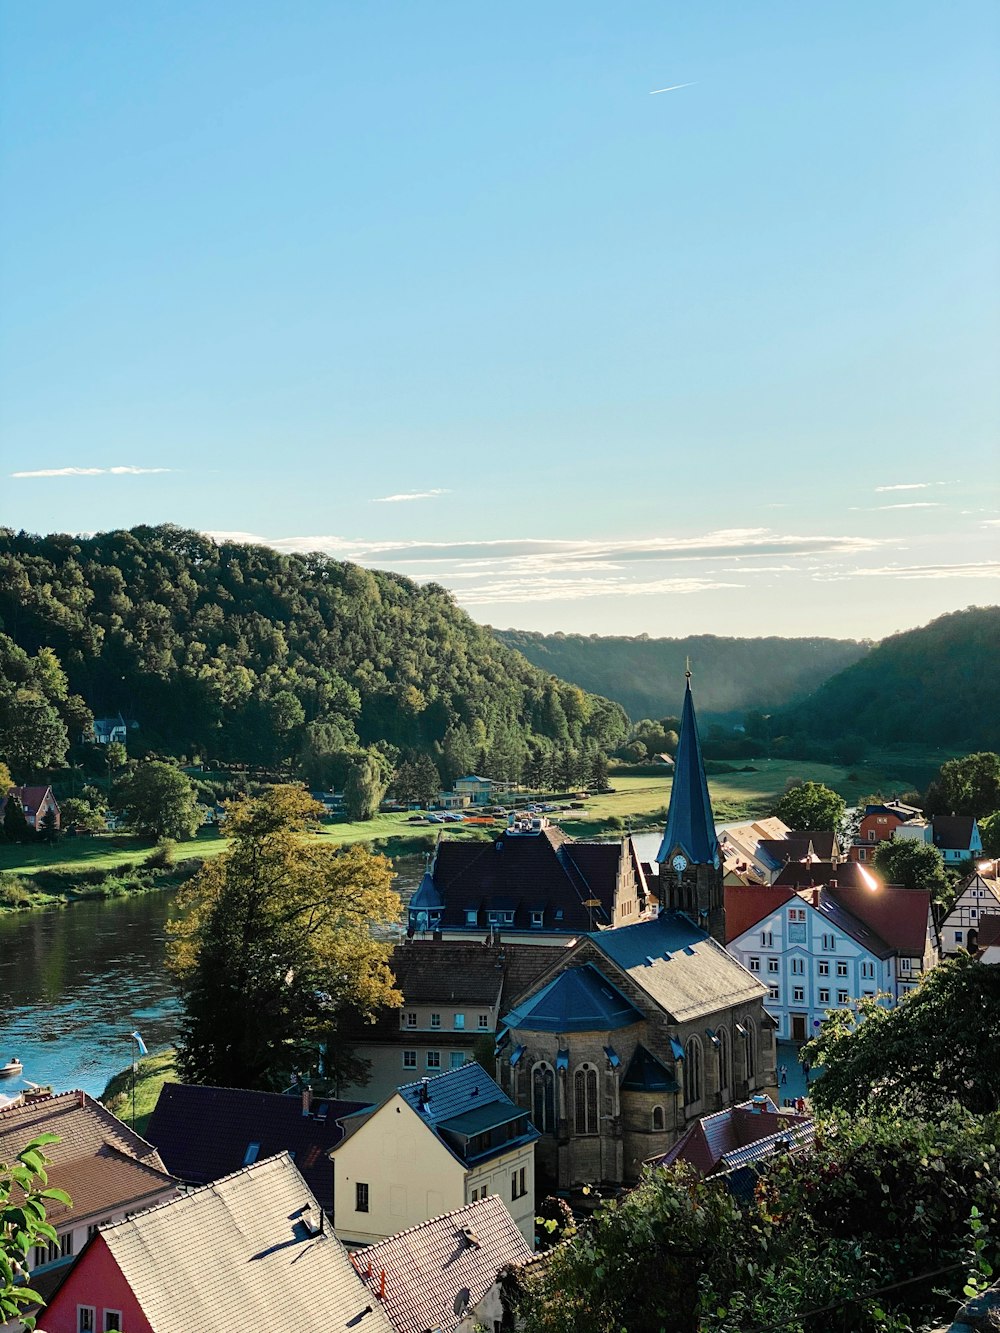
330,1063,539,1248
725,879,939,1042
931,815,983,865
646,1094,813,1198
41,1153,393,1333
352,1195,532,1333
406,822,652,939
0,1090,177,1300
849,800,924,863
144,1083,368,1214
494,674,776,1191
338,938,568,1103
1,784,60,831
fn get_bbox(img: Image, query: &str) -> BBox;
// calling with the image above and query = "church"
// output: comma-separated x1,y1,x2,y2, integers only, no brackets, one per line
495,672,776,1190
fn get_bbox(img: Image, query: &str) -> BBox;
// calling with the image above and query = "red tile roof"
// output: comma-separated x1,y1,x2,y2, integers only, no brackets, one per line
724,885,796,943
2,785,56,815
650,1098,812,1176
822,883,932,957
975,914,1000,951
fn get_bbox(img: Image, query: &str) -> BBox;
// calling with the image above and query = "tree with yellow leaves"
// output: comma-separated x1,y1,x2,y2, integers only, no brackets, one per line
168,786,401,1090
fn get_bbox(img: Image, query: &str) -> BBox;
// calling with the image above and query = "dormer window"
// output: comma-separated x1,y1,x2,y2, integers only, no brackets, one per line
531,910,544,928
465,909,478,925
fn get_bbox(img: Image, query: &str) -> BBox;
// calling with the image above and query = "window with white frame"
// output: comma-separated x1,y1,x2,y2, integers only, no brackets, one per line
793,986,804,1002
478,1013,490,1029
822,934,836,951
749,956,760,972
819,988,830,1004
768,984,780,1000
836,961,848,977
430,1012,441,1028
426,1051,441,1068
356,1182,369,1213
103,1315,122,1333
791,958,805,974
767,957,779,973
837,990,849,1005
405,1012,417,1028
77,1308,96,1333
454,1013,466,1030
818,960,830,976
403,1050,417,1068
760,930,773,947
789,907,806,923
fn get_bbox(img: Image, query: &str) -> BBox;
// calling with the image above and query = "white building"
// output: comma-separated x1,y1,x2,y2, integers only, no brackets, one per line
938,864,1000,956
726,882,939,1042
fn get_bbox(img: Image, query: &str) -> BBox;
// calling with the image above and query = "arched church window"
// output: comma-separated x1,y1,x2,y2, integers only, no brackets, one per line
683,1036,702,1105
651,1104,665,1132
718,1025,731,1095
532,1063,555,1133
744,1019,757,1082
574,1065,598,1135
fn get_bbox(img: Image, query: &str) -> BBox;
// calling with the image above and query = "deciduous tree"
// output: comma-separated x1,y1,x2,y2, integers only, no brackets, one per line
169,787,401,1089
1,1134,71,1330
872,838,949,897
925,752,1000,819
116,761,200,840
773,780,846,832
343,750,389,821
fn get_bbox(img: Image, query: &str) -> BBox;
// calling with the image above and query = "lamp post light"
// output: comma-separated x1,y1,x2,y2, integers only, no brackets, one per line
130,1031,148,1129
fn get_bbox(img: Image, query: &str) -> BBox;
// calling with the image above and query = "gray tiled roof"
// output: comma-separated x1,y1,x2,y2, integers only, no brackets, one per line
92,1154,393,1333
355,1195,532,1333
588,914,766,1022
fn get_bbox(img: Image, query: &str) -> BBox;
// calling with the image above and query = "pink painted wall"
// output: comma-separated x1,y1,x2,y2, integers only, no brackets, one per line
40,1235,153,1333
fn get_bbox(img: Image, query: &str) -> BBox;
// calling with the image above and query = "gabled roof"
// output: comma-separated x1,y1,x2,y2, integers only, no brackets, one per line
145,1084,368,1213
2,785,56,814
621,1043,679,1093
656,676,719,868
354,1196,532,1333
501,962,644,1033
392,1063,539,1168
821,883,932,957
724,886,797,943
932,815,978,851
650,1098,813,1177
425,826,643,932
786,830,840,860
50,1153,393,1333
0,1091,173,1227
587,913,765,1022
772,860,869,889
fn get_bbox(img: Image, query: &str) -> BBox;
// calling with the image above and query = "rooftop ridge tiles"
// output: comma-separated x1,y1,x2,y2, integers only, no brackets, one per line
354,1194,511,1256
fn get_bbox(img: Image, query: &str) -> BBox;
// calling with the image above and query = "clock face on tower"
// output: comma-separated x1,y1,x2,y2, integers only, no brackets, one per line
671,854,688,874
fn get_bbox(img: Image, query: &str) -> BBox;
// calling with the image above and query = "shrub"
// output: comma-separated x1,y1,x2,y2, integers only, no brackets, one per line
0,876,31,908
143,839,176,870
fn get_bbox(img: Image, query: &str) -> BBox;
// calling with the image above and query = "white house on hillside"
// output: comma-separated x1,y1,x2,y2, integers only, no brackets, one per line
938,864,1000,956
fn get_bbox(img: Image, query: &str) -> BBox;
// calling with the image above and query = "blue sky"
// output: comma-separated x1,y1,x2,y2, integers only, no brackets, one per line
1,1,997,640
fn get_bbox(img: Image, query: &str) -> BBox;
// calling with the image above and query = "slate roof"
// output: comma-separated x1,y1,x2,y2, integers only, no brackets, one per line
354,1195,532,1333
48,1153,393,1333
932,815,978,852
649,1097,813,1177
656,677,720,869
786,829,840,860
0,1091,174,1226
621,1043,679,1093
724,886,796,943
501,962,644,1033
587,914,766,1022
394,1063,539,1168
772,860,869,889
426,825,643,931
409,869,444,910
145,1084,368,1214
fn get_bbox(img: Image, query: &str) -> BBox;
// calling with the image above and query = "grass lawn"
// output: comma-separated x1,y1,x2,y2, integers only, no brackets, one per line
100,1047,178,1137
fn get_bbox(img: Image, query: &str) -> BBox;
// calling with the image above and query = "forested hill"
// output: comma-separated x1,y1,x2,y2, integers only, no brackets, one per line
0,526,627,775
777,606,1000,750
494,629,867,720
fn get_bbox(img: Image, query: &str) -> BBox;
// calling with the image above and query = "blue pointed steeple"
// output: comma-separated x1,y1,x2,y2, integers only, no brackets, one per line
655,671,719,868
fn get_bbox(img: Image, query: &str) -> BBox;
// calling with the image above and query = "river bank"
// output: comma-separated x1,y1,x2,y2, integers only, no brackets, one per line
100,1048,179,1135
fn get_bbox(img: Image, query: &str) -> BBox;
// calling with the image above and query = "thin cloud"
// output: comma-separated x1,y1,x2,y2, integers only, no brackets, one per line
849,502,942,511
873,482,945,493
829,561,1000,582
370,489,451,504
11,465,173,479
650,82,697,94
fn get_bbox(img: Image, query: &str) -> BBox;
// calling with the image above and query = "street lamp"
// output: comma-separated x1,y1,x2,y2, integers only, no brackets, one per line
130,1031,148,1129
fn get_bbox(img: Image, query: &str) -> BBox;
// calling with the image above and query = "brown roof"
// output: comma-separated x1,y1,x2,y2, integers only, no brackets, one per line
354,1195,532,1333
724,885,796,943
772,860,869,889
145,1084,368,1213
786,830,839,859
0,1090,174,1228
975,914,1000,951
822,883,932,957
2,785,56,815
651,1098,812,1177
428,825,636,932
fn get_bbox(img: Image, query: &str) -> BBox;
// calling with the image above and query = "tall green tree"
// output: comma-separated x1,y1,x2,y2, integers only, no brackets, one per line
2,793,29,844
0,689,68,780
116,761,200,839
773,780,846,832
1,1134,71,1330
391,755,441,806
980,810,1000,859
169,787,401,1089
872,838,949,896
925,752,1000,819
343,750,389,821
804,955,1000,1118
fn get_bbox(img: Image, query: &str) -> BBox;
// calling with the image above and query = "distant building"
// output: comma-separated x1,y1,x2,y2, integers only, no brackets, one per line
0,1090,177,1303
353,1195,532,1333
453,775,497,806
726,880,939,1041
1,784,60,831
938,863,1000,956
930,815,983,865
145,1083,369,1214
41,1153,392,1333
90,714,129,746
330,1063,539,1248
849,800,923,863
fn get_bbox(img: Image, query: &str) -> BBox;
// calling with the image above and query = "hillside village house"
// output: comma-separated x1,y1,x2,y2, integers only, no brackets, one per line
0,1090,176,1311
1,784,60,831
338,939,567,1104
725,881,939,1042
893,814,984,866
41,1153,393,1333
406,820,654,940
330,1063,539,1248
849,800,922,862
938,862,1000,956
353,1195,532,1333
495,674,775,1190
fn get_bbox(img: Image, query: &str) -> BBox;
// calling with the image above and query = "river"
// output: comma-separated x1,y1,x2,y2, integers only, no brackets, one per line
0,891,180,1100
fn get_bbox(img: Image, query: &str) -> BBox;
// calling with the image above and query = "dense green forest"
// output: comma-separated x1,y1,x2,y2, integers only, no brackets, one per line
0,526,627,783
495,628,867,719
777,606,1000,751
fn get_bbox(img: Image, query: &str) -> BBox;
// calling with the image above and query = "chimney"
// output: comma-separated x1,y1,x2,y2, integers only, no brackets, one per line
418,1079,430,1108
812,887,820,908
750,1094,767,1115
77,1089,87,1109
302,1086,312,1117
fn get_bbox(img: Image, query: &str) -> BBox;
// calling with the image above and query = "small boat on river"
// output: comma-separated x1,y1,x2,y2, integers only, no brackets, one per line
0,1058,24,1079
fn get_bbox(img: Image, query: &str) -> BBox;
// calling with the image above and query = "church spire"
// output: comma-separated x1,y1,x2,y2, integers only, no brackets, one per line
655,669,719,870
